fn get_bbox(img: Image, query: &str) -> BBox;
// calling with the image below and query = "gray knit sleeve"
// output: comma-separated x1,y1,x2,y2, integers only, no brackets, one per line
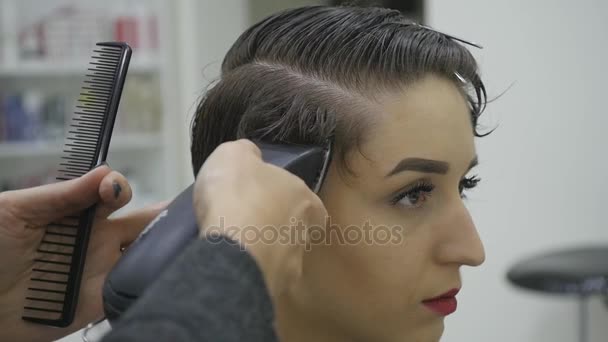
101,237,278,342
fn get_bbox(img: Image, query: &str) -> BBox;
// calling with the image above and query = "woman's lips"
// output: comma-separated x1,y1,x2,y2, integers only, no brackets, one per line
422,288,459,316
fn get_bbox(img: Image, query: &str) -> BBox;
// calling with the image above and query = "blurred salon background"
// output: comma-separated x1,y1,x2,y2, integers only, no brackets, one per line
0,0,606,341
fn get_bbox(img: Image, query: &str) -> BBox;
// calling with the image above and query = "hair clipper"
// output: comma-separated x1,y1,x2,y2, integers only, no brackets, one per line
102,141,332,321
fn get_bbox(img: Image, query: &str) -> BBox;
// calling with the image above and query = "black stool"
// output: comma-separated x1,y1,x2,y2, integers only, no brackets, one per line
507,246,608,342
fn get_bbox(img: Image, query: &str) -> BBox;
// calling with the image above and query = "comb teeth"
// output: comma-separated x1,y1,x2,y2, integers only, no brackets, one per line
59,45,123,181
23,218,77,323
24,42,131,327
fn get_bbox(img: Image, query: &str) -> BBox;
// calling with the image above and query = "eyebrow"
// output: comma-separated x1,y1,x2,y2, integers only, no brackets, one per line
385,156,478,177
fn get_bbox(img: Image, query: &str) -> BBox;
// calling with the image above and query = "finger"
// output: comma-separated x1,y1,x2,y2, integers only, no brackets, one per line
5,165,111,225
308,192,329,228
235,139,262,158
197,139,261,179
110,201,170,248
96,171,133,219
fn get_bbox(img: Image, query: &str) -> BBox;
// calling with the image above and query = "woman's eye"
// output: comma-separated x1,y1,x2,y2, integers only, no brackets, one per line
391,181,435,208
459,175,481,198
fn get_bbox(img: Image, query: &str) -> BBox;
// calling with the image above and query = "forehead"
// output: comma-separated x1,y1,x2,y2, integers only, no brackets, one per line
355,74,475,175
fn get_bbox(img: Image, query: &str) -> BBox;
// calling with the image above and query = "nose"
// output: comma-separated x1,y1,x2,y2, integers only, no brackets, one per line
434,200,485,267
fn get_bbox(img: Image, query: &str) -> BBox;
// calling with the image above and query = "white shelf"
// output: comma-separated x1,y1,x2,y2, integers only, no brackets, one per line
0,0,184,202
0,56,159,77
0,133,162,157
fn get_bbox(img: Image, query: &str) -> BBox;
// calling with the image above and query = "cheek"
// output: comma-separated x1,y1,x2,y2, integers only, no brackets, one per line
309,173,434,314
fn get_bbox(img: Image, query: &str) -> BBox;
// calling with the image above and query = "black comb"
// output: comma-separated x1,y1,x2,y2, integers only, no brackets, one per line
22,42,131,327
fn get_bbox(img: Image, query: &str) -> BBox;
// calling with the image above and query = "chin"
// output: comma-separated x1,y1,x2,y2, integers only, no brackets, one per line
425,319,446,342
402,318,445,342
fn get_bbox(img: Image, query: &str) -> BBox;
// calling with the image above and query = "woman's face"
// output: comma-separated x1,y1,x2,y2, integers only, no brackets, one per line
281,74,485,342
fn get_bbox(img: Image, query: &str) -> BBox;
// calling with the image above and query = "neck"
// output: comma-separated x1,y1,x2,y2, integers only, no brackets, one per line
273,291,353,342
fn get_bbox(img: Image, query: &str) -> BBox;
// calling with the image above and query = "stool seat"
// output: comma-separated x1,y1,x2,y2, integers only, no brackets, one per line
507,246,608,295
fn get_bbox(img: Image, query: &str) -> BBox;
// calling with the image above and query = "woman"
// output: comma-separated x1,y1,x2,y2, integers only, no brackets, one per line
189,5,488,342
103,5,489,342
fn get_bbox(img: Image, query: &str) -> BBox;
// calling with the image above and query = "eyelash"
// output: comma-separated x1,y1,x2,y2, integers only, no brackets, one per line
390,180,435,207
390,175,481,207
459,175,481,199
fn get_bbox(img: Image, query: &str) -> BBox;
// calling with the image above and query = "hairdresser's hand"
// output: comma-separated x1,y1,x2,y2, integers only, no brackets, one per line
194,139,328,298
0,165,166,342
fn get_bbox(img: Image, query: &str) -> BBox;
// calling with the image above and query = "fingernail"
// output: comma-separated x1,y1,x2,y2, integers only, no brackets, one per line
94,161,110,169
154,200,171,210
112,181,122,199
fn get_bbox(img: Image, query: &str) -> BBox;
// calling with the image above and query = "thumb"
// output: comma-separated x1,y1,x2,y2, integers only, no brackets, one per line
111,200,171,249
6,165,111,226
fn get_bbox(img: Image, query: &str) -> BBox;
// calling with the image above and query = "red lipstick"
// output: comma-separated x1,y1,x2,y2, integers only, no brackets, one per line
422,288,459,316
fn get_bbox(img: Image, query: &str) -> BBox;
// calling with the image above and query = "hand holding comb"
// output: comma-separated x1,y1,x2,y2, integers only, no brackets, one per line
22,42,131,327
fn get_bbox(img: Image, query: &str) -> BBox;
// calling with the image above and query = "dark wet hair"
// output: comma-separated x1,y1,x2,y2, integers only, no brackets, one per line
190,5,487,176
